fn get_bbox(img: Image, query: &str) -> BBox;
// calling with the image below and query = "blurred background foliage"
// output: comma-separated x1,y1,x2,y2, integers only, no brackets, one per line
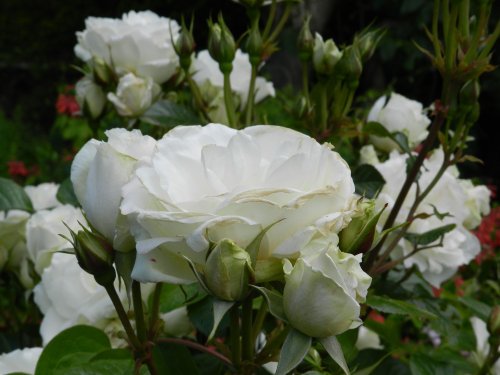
0,0,498,190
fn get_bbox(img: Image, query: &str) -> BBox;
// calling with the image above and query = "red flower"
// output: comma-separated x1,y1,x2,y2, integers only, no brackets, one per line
368,310,385,324
474,206,500,264
7,161,29,177
56,92,80,117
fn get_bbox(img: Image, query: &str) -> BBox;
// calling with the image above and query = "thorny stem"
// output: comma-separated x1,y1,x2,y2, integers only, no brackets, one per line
148,282,163,338
103,283,141,349
244,63,258,126
224,71,238,128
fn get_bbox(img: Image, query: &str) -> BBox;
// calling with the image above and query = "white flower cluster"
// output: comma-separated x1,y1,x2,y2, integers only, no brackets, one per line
74,11,180,118
373,149,490,286
71,124,371,338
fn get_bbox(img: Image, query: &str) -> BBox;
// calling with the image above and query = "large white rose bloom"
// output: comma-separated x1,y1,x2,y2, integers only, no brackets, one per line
33,253,124,345
74,10,180,84
192,50,275,122
71,128,156,251
121,124,356,283
0,347,42,375
26,204,86,275
367,93,431,152
374,149,489,286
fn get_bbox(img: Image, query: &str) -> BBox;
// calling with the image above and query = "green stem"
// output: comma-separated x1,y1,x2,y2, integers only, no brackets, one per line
244,63,258,126
267,4,292,43
230,305,242,368
186,72,212,123
103,283,141,349
223,71,238,128
148,283,163,338
301,61,310,109
477,342,500,375
320,82,328,132
132,280,147,343
241,298,254,364
432,0,442,60
251,300,268,344
262,0,278,40
445,4,458,71
458,0,470,38
157,338,234,370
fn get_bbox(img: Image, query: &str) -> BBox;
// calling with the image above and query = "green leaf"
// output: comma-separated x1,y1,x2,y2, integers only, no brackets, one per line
459,297,492,322
391,132,411,154
141,100,202,127
246,221,281,268
208,300,234,340
275,329,312,375
320,336,350,375
409,352,454,375
403,224,456,246
56,178,79,206
188,296,229,338
251,285,287,321
352,165,386,199
366,295,437,320
0,177,33,213
364,122,391,137
352,352,391,375
157,283,206,313
151,342,201,375
35,325,111,375
114,251,136,301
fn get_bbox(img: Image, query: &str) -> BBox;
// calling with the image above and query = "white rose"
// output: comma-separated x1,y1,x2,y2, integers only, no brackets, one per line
367,93,430,152
76,76,106,118
71,128,156,251
313,33,343,75
374,149,487,286
192,50,275,110
26,204,86,275
355,326,383,350
24,182,61,211
121,124,355,283
0,347,43,375
282,234,371,338
108,73,161,117
33,253,124,345
75,11,180,84
460,180,491,229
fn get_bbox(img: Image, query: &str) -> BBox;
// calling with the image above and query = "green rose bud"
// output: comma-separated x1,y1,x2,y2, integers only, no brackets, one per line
297,15,314,62
175,18,196,71
68,226,115,284
353,28,385,63
208,15,236,74
245,21,263,65
336,45,363,87
339,198,384,254
204,239,252,301
92,56,113,85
